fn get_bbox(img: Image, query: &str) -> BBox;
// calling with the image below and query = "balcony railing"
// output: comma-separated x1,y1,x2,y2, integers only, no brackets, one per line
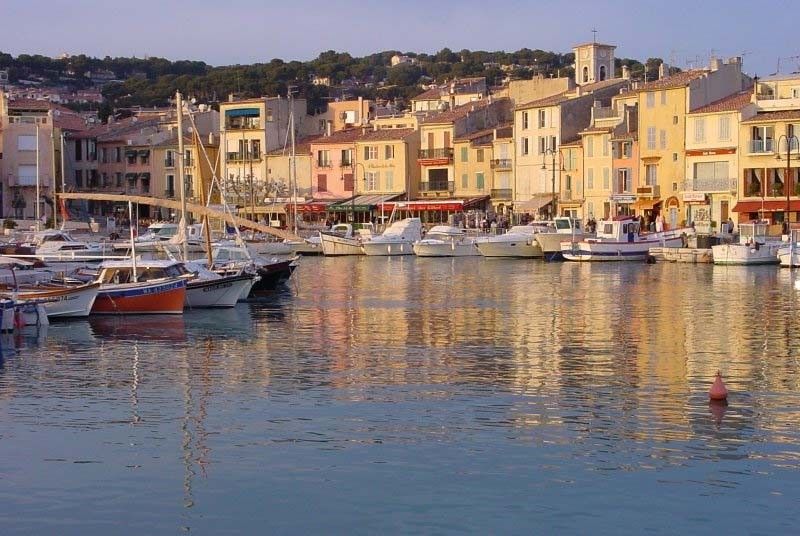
490,188,513,199
750,139,774,153
419,148,454,160
164,189,175,198
317,162,333,169
420,180,455,192
225,119,261,130
340,161,353,168
636,184,660,197
164,157,175,167
684,177,738,192
490,158,512,170
227,151,262,162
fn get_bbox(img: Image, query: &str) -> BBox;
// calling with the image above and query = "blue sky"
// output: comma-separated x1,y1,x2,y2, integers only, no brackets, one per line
2,0,798,77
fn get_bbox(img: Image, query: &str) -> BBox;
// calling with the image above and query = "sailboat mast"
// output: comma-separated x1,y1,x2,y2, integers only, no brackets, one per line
128,201,138,282
290,92,298,235
195,130,214,266
176,91,189,261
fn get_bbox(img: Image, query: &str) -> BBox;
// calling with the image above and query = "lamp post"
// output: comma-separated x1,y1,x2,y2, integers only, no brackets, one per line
776,134,800,235
541,147,564,219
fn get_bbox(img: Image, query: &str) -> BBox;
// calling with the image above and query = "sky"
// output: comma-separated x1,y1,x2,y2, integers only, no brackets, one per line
2,0,798,77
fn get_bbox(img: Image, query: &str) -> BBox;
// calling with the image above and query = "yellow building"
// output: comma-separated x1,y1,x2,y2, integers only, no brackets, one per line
580,125,614,220
453,127,495,199
559,140,584,219
353,128,420,199
635,57,749,228
490,125,514,214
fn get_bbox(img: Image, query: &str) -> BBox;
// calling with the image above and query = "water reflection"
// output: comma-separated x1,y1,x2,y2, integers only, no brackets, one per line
1,258,800,533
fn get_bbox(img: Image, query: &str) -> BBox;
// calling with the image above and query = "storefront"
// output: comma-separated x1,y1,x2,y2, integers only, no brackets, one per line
732,200,800,232
611,194,635,217
378,196,491,226
327,194,404,225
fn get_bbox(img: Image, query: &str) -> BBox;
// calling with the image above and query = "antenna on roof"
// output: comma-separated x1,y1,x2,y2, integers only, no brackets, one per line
591,28,598,43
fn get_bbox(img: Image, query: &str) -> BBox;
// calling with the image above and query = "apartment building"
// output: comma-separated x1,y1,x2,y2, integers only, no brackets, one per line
490,125,514,214
453,127,494,200
353,128,420,199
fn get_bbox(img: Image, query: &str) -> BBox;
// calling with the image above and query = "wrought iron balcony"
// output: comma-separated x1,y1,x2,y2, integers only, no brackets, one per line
490,188,513,199
749,139,774,153
684,177,738,192
490,158,512,170
418,148,454,162
420,180,455,192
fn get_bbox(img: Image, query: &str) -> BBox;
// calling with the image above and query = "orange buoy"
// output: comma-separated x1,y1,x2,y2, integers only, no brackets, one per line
709,371,728,401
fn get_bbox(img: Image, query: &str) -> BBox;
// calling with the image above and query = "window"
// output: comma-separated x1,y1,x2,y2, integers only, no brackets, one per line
385,170,394,190
565,174,572,190
538,137,547,155
599,65,607,81
673,116,678,125
538,109,546,128
364,146,378,160
521,137,529,156
646,92,655,108
646,127,656,150
602,135,609,157
750,126,775,153
115,147,121,162
317,150,331,166
645,164,658,186
102,172,109,187
586,137,594,157
265,108,274,122
17,165,36,186
101,147,108,163
476,172,485,190
659,130,667,149
476,148,485,163
461,173,468,189
694,161,729,180
550,136,557,152
251,140,261,159
17,135,36,151
587,168,594,189
116,172,122,187
460,146,469,162
74,170,83,188
522,112,529,130
660,91,667,105
74,140,82,161
384,145,394,160
617,168,631,192
694,118,705,143
719,116,731,141
603,167,610,189
365,171,378,191
317,174,327,192
582,66,589,84
588,201,595,218
673,153,678,161
622,142,632,158
341,149,352,166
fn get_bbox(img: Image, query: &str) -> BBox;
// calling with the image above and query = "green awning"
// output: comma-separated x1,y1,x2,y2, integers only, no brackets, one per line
225,107,260,118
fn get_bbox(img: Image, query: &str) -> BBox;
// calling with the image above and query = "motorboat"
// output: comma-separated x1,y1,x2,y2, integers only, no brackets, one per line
412,226,480,257
535,217,591,261
211,243,296,298
285,235,323,255
92,260,187,314
0,281,100,318
319,223,373,256
475,223,551,258
361,218,423,256
712,222,782,265
562,216,692,262
778,229,800,267
27,229,110,263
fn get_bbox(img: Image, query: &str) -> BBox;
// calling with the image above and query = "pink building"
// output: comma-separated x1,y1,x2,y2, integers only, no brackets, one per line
308,129,362,200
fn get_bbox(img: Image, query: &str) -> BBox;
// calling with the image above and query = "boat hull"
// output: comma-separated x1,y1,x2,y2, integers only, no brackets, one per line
563,236,685,261
362,240,415,256
12,283,100,318
93,278,187,315
248,259,296,297
712,243,781,265
536,232,587,261
413,242,479,257
778,244,800,267
186,275,253,308
476,240,543,258
320,233,364,256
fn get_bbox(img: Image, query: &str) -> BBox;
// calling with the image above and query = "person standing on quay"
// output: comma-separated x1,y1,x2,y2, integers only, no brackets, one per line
656,213,664,233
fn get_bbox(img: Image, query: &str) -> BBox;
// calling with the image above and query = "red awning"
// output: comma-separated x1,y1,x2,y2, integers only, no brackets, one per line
378,197,489,212
733,200,800,213
296,201,335,213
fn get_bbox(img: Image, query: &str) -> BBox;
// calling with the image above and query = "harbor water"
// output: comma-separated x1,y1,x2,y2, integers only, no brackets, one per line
2,257,800,534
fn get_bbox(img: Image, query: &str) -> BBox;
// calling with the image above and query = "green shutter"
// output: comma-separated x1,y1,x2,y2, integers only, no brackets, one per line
476,172,485,189
460,147,468,162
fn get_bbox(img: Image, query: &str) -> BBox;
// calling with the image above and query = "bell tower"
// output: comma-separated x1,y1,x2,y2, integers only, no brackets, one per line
573,38,616,86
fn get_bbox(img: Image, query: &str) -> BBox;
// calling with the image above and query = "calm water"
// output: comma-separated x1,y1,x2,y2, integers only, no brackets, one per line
1,257,800,534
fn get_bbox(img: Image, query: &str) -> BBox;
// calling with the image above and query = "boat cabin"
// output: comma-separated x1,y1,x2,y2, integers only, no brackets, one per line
97,260,189,284
553,217,582,233
596,217,641,242
739,222,770,245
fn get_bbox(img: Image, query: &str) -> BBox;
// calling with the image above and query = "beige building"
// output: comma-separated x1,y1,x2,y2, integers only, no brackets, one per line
353,128,420,199
314,98,374,135
411,78,487,113
559,140,584,219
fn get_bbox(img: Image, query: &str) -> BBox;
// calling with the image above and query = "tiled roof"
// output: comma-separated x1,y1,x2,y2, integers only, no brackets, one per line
494,125,513,139
573,42,616,49
8,98,73,114
454,123,511,142
690,88,754,114
419,98,499,125
636,69,709,92
53,113,89,132
741,109,800,124
309,128,365,145
516,92,569,111
579,126,614,136
268,135,322,155
412,87,443,101
356,128,416,142
560,137,583,148
580,78,629,93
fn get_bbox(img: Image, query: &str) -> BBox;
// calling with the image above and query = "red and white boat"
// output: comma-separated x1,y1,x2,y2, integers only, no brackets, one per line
92,260,186,315
1,282,101,318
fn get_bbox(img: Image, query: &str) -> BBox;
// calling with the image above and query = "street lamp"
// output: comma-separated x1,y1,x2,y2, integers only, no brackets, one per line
776,134,800,234
541,147,565,219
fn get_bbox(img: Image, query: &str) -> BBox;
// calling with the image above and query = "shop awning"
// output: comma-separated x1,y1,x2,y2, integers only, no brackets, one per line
243,204,286,215
296,200,337,213
225,107,260,118
733,200,800,213
328,193,403,212
515,196,553,213
631,198,661,211
378,196,489,212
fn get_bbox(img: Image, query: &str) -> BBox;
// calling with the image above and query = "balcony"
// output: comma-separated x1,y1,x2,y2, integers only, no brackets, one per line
420,180,455,193
225,118,261,130
164,157,175,168
749,139,774,154
490,188,513,200
340,161,353,168
317,162,333,169
685,177,737,192
418,148,454,165
490,158,512,170
164,189,176,198
636,184,660,197
227,151,262,162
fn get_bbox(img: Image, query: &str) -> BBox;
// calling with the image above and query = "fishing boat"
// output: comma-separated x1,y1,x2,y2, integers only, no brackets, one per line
475,222,551,258
712,222,782,265
361,218,423,256
535,217,591,261
778,229,800,267
319,223,374,256
92,260,187,315
562,216,691,262
0,282,100,318
412,225,480,257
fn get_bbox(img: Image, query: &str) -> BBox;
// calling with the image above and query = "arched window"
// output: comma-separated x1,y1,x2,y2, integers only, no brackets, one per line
582,66,589,83
599,65,607,81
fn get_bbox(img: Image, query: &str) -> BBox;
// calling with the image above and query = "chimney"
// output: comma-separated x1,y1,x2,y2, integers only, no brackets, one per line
228,93,234,102
325,121,332,137
658,62,667,80
208,132,214,145
710,57,722,71
622,65,630,80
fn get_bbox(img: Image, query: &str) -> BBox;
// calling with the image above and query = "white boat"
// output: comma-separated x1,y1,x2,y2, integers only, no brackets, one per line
778,229,800,267
1,282,101,318
319,223,374,256
475,223,551,258
362,218,423,256
413,225,480,257
183,261,255,308
535,217,591,261
562,216,692,262
27,229,110,263
712,222,782,265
